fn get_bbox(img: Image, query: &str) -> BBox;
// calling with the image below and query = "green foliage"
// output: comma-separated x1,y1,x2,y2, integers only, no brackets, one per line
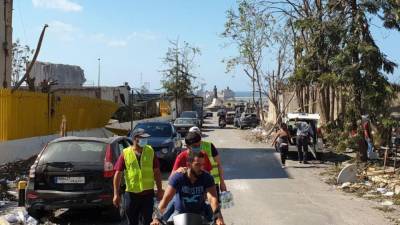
161,40,200,99
12,39,34,86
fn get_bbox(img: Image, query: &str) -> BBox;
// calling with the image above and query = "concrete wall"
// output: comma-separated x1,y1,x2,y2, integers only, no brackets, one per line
52,86,130,105
30,61,86,88
0,128,114,164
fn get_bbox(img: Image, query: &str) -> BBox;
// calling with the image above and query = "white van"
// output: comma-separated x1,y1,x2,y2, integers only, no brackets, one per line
283,112,323,160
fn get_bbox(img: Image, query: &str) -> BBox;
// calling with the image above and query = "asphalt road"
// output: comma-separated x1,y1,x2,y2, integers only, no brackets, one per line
42,116,392,225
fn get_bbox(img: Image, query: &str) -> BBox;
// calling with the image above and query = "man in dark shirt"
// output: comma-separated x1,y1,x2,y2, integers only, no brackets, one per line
151,151,225,225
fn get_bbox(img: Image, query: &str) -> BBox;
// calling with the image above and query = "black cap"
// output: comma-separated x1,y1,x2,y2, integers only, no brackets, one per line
185,131,201,146
132,128,151,138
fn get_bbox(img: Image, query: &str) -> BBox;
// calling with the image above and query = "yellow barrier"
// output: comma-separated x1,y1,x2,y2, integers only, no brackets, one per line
0,89,118,141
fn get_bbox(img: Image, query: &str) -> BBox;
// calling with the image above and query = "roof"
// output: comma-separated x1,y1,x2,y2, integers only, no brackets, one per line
49,136,126,144
285,112,320,121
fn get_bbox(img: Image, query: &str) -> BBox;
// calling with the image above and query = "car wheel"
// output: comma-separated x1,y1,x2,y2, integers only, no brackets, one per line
240,124,244,129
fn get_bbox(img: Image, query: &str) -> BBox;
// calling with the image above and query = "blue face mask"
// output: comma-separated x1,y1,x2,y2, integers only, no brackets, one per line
191,146,201,153
138,138,148,147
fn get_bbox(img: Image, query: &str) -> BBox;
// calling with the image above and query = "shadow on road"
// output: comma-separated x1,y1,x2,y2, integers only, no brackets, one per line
220,148,289,180
45,209,127,225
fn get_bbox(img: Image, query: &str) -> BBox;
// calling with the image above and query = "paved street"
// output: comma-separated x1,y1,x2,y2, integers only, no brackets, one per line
45,116,392,225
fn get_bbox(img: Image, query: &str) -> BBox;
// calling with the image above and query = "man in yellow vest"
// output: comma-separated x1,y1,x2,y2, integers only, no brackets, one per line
189,126,227,194
113,128,164,225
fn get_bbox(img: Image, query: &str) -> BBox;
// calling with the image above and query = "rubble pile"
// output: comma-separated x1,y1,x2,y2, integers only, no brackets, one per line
0,155,37,202
331,164,400,207
246,126,275,144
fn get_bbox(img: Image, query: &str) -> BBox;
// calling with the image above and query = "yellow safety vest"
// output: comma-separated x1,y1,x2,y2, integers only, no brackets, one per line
201,141,221,184
123,145,155,193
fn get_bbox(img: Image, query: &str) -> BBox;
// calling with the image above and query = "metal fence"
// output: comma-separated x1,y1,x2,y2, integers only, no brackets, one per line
0,89,118,141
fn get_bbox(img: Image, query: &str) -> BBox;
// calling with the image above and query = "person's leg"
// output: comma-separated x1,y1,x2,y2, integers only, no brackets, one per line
280,146,288,166
297,137,303,162
302,139,309,163
216,184,221,202
124,192,140,225
139,194,154,225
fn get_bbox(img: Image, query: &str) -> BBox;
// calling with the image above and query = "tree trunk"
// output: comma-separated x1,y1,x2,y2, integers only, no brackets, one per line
305,85,310,113
330,87,335,121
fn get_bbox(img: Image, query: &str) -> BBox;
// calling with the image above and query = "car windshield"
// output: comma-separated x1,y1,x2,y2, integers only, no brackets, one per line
180,112,197,118
175,118,197,124
41,141,106,163
134,123,172,137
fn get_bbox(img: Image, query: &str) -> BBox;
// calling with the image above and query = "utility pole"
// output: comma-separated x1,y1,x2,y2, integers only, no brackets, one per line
1,0,12,88
97,58,101,87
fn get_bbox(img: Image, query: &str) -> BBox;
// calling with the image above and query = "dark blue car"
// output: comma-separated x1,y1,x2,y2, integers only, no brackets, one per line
129,121,182,170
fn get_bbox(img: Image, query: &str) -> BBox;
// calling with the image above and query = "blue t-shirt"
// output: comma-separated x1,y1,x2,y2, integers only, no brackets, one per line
169,171,215,214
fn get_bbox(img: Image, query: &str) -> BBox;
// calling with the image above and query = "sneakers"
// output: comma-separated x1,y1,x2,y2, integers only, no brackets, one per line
281,165,286,168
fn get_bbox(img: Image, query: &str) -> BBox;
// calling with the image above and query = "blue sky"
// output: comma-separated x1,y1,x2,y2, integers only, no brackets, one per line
12,0,400,92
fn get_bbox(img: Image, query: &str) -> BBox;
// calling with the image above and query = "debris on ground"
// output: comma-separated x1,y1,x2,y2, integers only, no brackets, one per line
321,160,400,218
0,207,38,225
245,125,275,144
0,155,37,202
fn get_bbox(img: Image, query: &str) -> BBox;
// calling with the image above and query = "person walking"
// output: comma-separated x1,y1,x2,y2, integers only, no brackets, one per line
113,128,164,225
296,121,313,164
272,123,292,168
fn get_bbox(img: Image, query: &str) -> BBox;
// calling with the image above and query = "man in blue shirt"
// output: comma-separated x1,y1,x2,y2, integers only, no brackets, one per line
151,151,225,225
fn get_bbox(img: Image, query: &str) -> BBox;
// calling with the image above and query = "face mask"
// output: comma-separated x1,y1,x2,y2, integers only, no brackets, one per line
138,138,148,147
190,146,201,153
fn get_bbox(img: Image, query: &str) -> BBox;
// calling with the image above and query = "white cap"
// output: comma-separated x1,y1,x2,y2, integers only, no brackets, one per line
189,126,201,133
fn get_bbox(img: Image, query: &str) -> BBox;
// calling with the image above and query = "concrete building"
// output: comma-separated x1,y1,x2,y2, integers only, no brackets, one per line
31,61,86,88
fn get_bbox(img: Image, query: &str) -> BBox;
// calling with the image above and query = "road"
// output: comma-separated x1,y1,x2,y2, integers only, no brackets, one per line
46,116,391,225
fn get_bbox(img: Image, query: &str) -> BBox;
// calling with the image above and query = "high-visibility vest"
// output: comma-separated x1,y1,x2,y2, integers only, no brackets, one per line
201,141,221,184
123,145,155,193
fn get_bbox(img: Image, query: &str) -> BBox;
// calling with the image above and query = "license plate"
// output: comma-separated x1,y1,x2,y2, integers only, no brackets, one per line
55,177,85,184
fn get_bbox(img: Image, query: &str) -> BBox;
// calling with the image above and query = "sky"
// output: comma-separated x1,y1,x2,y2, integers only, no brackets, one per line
12,0,400,92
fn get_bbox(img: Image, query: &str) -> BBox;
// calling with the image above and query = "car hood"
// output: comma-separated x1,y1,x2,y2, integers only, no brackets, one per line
147,137,173,147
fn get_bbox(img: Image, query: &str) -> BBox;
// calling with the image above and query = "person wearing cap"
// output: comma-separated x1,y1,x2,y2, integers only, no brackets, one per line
113,128,164,225
171,131,213,175
189,126,227,193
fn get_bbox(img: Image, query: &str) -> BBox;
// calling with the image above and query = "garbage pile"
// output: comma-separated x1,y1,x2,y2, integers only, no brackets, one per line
333,163,400,207
0,207,38,225
0,155,37,202
246,125,275,144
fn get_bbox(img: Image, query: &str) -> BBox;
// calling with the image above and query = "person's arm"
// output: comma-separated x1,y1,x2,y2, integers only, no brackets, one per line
151,184,177,225
214,155,227,192
158,184,176,214
154,166,164,200
206,186,225,225
112,154,125,208
113,171,123,207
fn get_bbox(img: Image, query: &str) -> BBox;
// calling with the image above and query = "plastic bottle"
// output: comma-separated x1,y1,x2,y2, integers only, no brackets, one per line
220,191,234,209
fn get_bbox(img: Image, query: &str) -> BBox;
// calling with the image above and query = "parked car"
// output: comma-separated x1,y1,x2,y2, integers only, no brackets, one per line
237,113,260,129
174,117,198,137
180,111,202,127
26,136,132,221
130,121,182,170
226,112,236,125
